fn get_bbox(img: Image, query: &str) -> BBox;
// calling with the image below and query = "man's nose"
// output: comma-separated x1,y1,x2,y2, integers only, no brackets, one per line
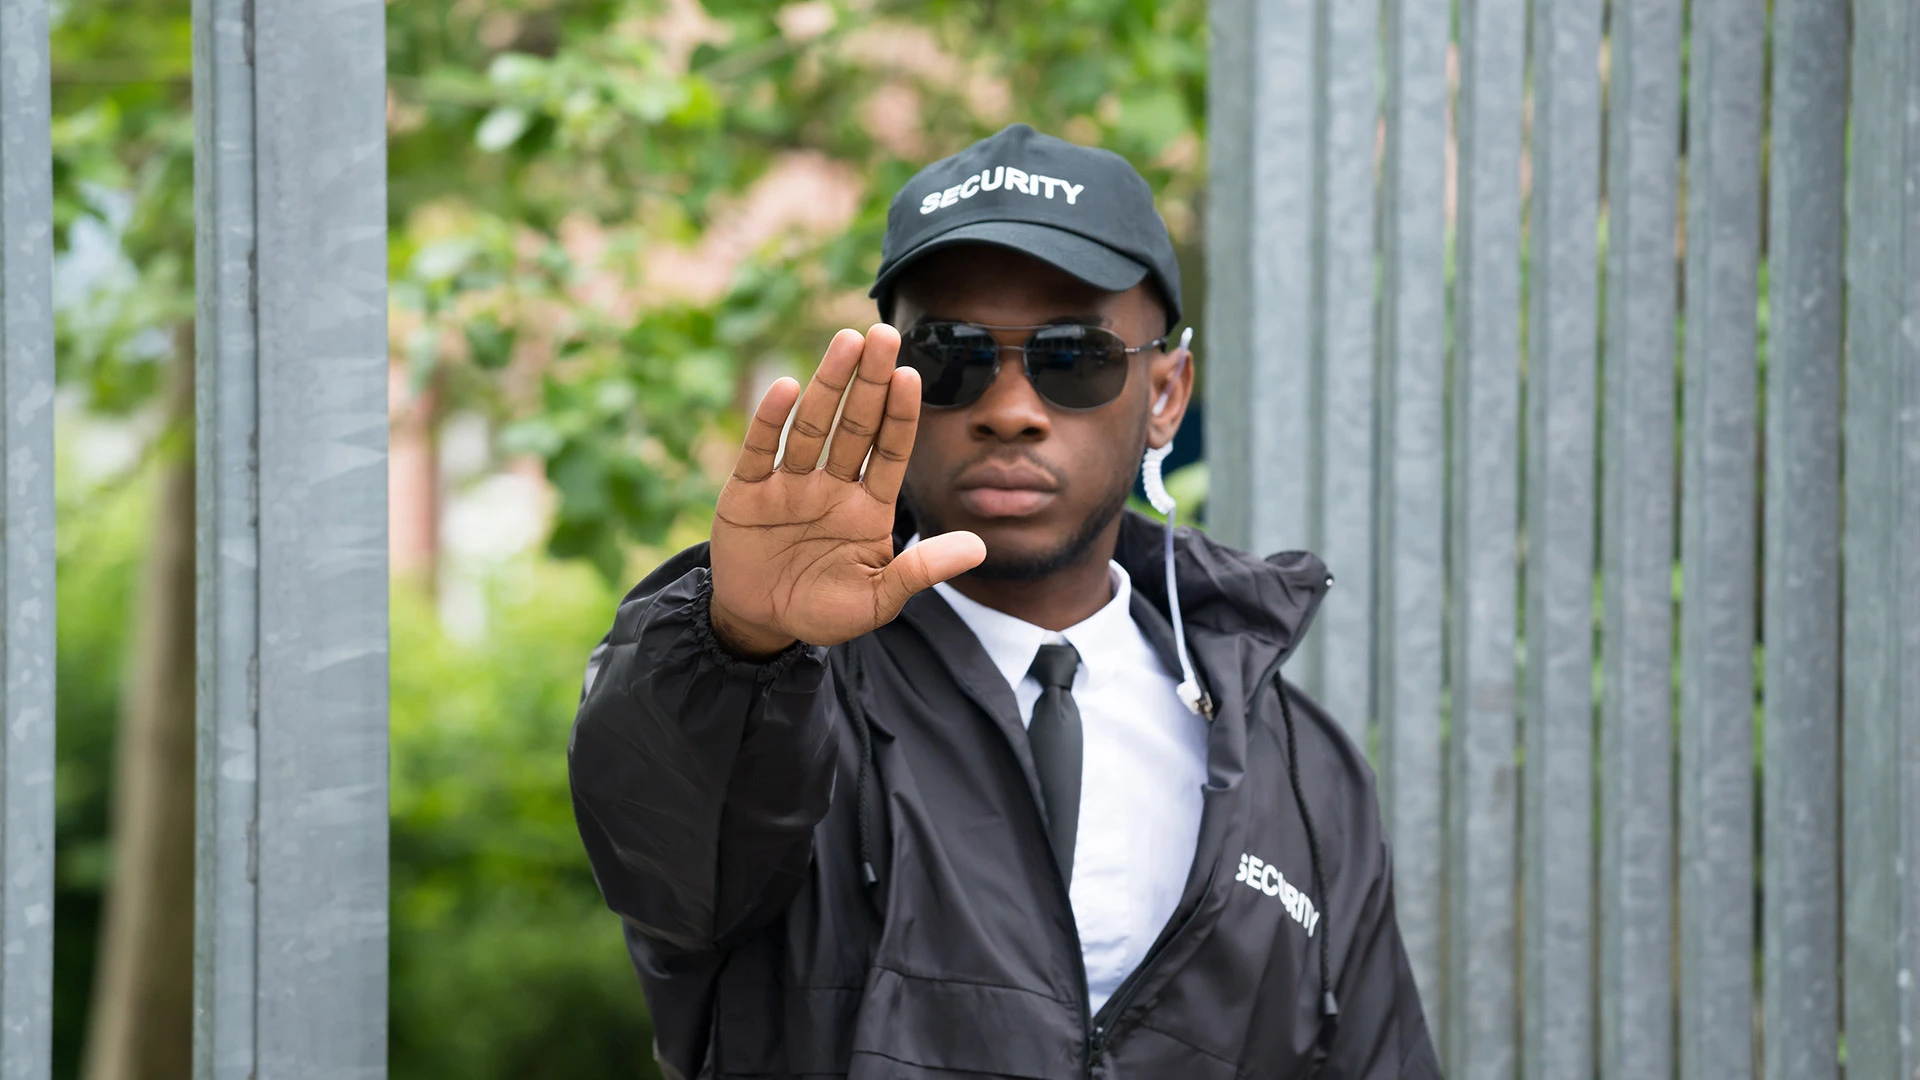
970,347,1051,441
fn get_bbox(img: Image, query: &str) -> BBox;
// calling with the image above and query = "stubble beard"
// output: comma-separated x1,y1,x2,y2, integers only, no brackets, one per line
906,435,1144,583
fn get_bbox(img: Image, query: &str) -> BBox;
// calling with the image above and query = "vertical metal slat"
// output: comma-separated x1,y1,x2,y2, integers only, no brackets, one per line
1446,0,1525,1072
193,2,260,1074
1203,0,1253,543
251,0,391,1073
1596,0,1682,1076
1841,0,1920,1076
1520,0,1601,1074
1375,0,1449,1014
1677,1,1764,1076
0,1,56,1075
1307,0,1378,746
1205,0,1315,565
1760,0,1846,1077
194,1,390,1076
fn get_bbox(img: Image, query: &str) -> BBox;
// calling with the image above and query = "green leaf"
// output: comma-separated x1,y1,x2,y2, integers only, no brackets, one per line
464,319,515,370
474,107,533,152
484,52,548,92
498,417,564,460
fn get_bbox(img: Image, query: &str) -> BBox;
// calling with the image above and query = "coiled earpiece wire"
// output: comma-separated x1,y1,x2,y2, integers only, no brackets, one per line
1143,328,1205,715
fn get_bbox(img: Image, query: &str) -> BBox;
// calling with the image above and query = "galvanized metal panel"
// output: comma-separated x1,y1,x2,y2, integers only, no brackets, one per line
1204,0,1252,541
193,4,262,1074
1596,1,1681,1076
1446,0,1526,1073
251,0,390,1074
1520,0,1601,1075
1677,2,1764,1077
1205,0,1315,563
1374,0,1449,1015
1307,0,1378,747
1841,0,1920,1076
1760,1,1846,1077
0,1,55,1076
194,0,390,1076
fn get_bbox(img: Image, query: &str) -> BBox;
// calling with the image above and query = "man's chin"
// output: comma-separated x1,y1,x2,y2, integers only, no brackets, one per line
968,542,1081,582
955,518,1109,583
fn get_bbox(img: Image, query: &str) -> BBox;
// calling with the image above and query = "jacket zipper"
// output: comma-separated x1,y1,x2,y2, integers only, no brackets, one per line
1080,866,1220,1077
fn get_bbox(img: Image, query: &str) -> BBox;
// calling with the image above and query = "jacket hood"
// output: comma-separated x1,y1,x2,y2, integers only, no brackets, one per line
1112,509,1330,658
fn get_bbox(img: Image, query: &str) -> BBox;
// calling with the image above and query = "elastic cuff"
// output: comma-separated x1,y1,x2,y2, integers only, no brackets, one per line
690,570,816,680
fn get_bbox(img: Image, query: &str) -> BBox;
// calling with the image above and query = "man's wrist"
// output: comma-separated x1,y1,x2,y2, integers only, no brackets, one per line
708,599,798,662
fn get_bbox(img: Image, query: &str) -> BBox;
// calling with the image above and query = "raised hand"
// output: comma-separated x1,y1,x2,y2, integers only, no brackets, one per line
708,325,987,658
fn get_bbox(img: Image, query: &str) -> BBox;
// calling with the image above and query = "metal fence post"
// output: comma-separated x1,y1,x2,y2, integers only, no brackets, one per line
1761,1,1847,1077
1209,0,1373,742
1521,0,1601,1075
1304,0,1377,747
1204,0,1315,563
1677,2,1765,1077
1842,0,1920,1075
0,0,56,1075
1446,0,1525,1072
1596,1,1681,1076
1374,0,1449,1018
193,1,390,1077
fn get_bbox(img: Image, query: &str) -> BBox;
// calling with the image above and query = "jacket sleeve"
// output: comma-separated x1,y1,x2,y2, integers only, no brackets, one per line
568,542,839,956
1320,836,1443,1078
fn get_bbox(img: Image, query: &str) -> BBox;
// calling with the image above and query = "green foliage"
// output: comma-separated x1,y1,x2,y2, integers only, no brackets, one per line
50,461,150,1078
388,0,1209,578
51,457,660,1078
389,564,657,1079
49,0,195,414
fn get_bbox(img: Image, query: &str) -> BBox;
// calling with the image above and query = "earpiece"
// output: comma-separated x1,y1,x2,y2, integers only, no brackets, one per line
1152,327,1194,416
1140,335,1206,717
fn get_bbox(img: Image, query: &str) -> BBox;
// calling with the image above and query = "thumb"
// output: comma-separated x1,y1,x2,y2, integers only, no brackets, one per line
876,530,987,614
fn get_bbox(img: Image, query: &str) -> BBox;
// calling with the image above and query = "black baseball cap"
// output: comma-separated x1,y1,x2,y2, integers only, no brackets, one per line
870,124,1183,330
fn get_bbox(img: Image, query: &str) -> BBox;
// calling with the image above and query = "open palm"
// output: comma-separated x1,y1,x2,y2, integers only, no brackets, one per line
708,325,986,657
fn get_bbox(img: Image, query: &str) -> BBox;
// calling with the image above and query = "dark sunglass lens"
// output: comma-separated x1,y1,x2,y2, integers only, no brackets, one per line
1027,325,1129,409
904,324,999,407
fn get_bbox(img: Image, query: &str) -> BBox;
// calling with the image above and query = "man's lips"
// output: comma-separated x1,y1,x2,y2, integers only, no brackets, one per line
957,488,1056,517
953,461,1060,519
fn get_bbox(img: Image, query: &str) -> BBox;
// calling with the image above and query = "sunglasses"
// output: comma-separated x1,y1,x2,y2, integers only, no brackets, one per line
901,320,1171,411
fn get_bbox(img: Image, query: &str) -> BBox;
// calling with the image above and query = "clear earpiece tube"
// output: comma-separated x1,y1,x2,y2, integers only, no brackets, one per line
1144,328,1204,715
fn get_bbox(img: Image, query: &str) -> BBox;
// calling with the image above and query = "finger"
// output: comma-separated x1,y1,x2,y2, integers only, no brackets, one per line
822,324,900,482
861,365,922,503
782,329,864,474
876,531,987,616
732,376,801,483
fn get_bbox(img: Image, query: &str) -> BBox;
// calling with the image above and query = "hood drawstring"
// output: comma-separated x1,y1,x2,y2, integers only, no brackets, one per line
834,647,882,891
1277,673,1340,1056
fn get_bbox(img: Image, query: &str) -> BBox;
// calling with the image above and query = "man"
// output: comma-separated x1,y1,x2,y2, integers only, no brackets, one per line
570,124,1440,1079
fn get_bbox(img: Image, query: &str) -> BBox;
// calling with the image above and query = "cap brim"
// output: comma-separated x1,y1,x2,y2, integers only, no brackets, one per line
869,220,1150,301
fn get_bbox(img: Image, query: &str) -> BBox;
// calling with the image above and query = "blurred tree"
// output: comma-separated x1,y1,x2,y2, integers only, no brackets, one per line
388,561,659,1078
47,3,196,1078
386,0,1207,580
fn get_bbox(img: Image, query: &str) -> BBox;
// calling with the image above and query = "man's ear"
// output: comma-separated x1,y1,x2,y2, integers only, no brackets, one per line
1146,329,1194,449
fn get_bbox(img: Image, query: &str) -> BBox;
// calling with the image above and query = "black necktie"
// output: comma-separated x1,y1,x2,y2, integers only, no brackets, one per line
1027,642,1083,884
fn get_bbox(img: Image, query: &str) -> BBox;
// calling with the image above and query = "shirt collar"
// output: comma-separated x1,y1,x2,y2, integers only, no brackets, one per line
912,535,1137,691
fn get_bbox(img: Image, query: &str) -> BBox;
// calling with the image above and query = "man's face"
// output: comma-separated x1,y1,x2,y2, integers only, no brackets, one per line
890,245,1191,580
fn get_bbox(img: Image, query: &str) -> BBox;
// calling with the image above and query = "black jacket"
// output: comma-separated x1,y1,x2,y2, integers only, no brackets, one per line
570,512,1441,1079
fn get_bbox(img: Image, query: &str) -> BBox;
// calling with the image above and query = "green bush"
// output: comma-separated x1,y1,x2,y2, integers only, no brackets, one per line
52,465,149,1078
53,458,660,1077
390,561,659,1079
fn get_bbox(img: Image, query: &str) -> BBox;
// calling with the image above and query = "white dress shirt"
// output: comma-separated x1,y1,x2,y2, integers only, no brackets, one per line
929,558,1209,1012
